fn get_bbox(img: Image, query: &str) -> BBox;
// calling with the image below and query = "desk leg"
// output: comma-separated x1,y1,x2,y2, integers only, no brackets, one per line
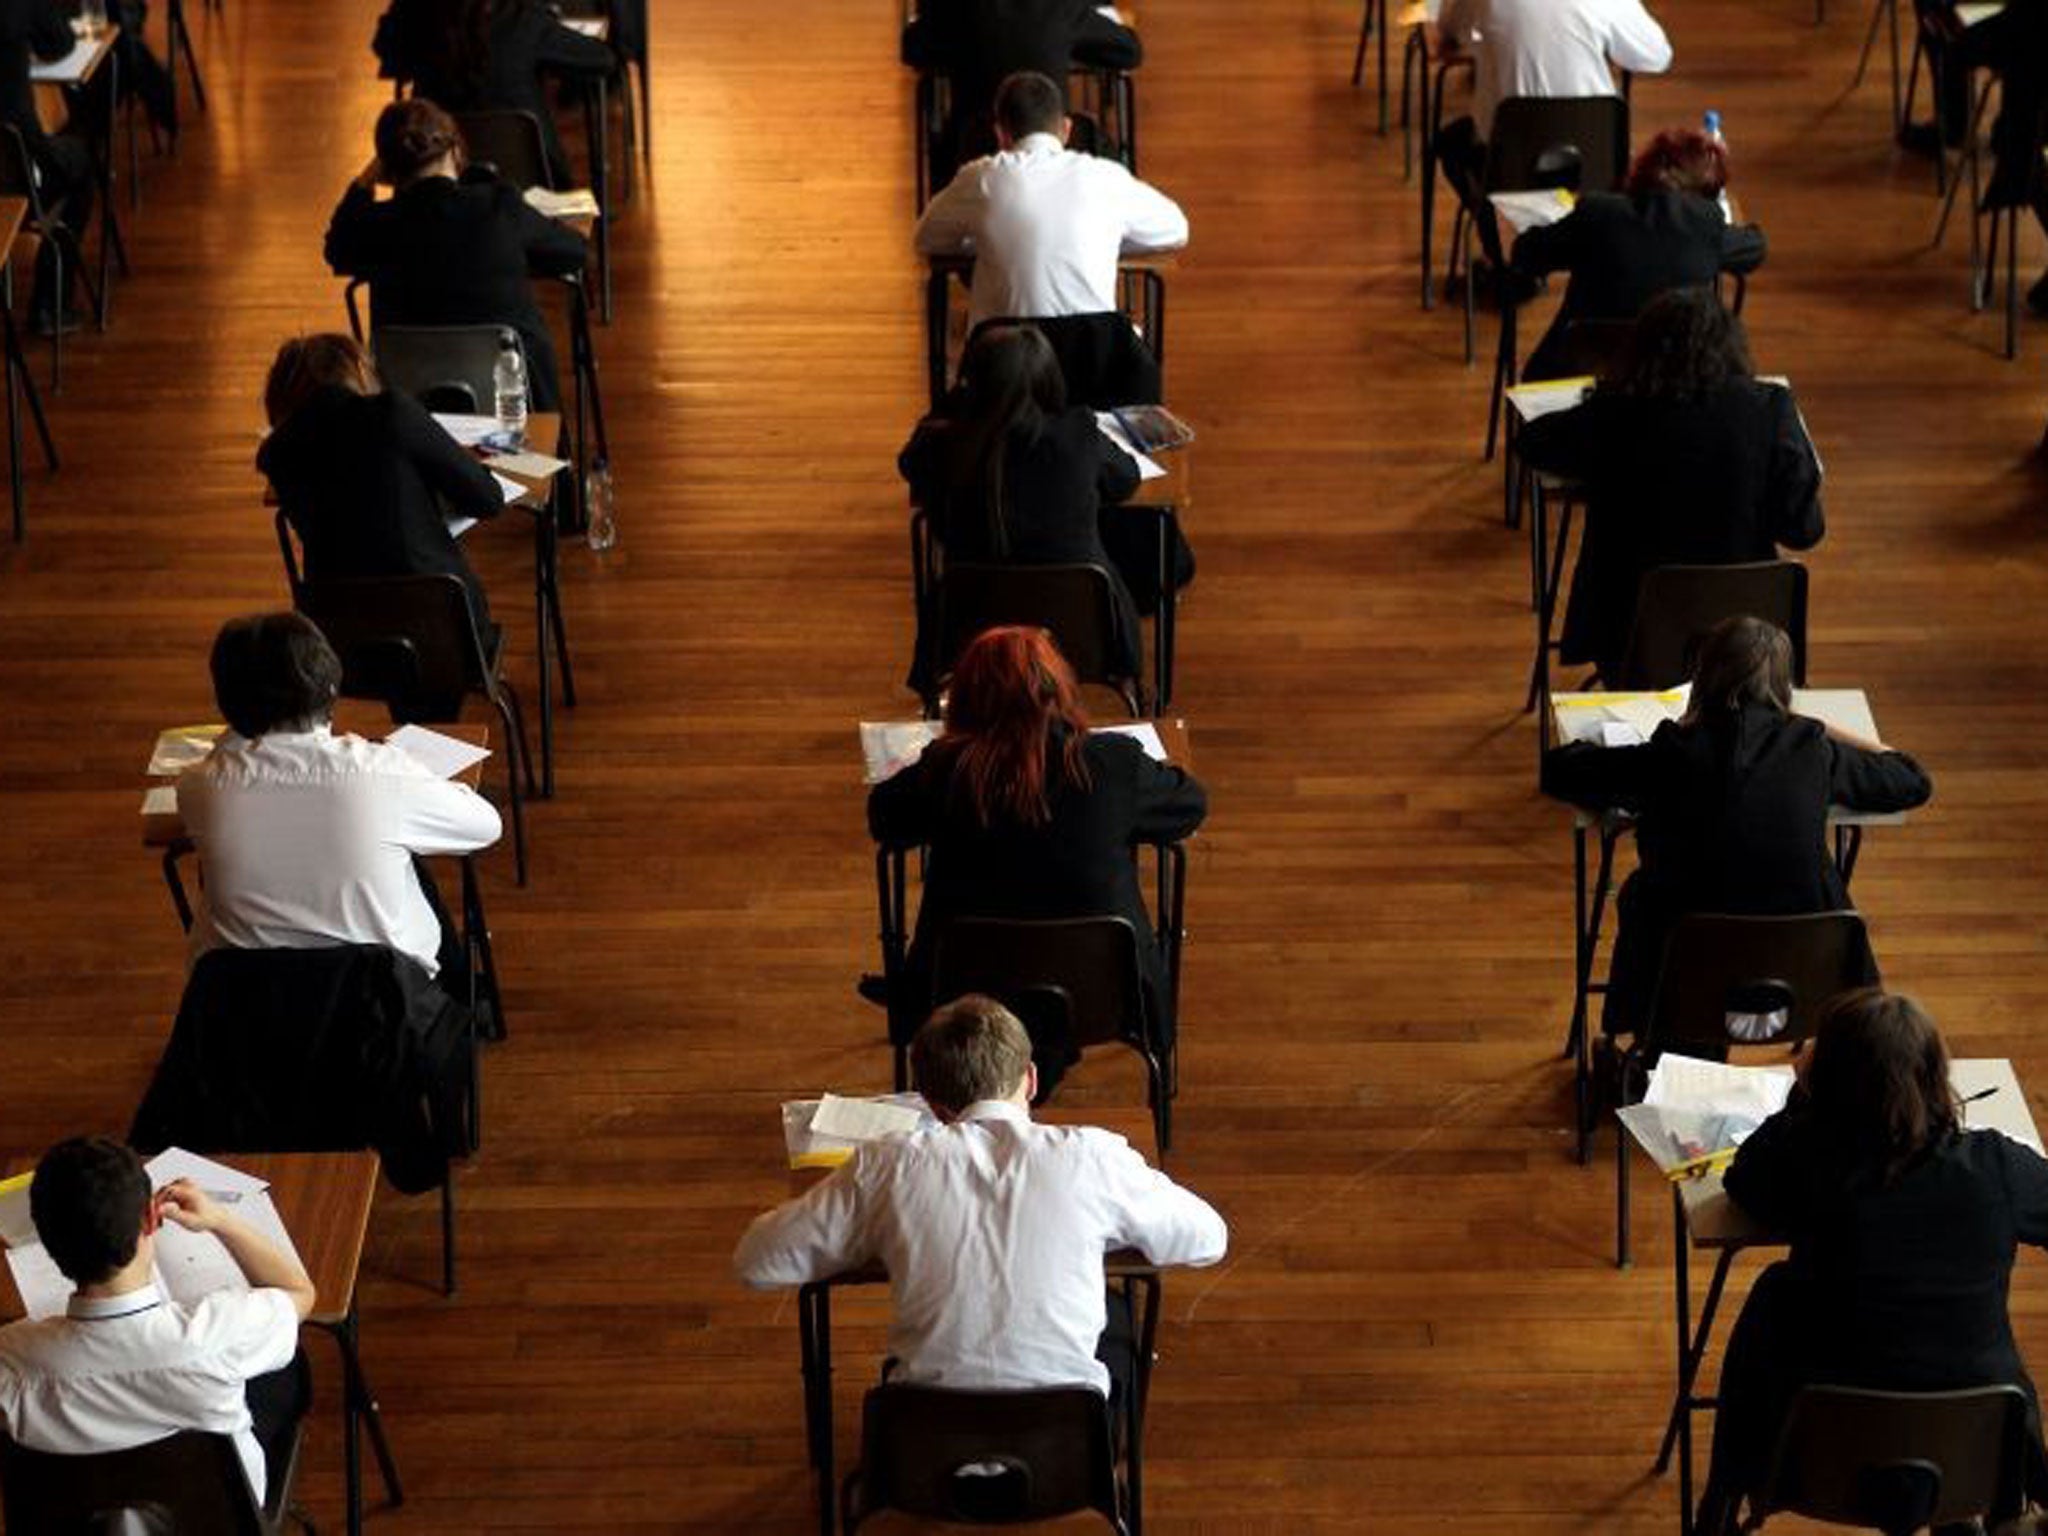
96,52,128,303
1656,1214,1734,1536
1154,505,1178,712
1419,66,1437,310
798,1283,836,1536
320,1300,405,1536
3,258,17,542
1835,824,1863,887
461,855,505,1049
2,263,53,476
592,77,613,324
1127,1272,1160,1536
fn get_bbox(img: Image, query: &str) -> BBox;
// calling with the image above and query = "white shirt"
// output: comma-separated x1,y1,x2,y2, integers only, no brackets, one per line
0,1284,300,1502
914,133,1190,333
1438,0,1672,139
733,1101,1227,1394
177,727,502,978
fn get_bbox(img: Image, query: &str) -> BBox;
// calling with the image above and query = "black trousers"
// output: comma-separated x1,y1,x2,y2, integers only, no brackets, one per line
244,1348,313,1509
1434,115,1506,269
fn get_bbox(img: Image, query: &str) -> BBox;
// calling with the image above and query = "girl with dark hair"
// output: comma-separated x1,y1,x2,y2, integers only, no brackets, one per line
323,97,588,412
371,0,615,187
257,332,504,640
1542,616,1932,1040
866,626,1205,1056
899,324,1154,678
1519,289,1825,683
1511,124,1767,382
1695,989,2048,1532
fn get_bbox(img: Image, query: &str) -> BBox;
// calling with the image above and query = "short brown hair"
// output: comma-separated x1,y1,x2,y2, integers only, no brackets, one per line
994,71,1065,141
1626,127,1729,199
264,334,379,426
374,96,464,184
911,995,1033,1114
209,611,342,738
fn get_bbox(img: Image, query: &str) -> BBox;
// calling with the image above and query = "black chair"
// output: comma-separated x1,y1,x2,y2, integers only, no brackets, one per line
1614,912,1877,1266
926,563,1145,718
1730,1384,2032,1534
369,322,521,416
0,123,102,391
926,265,1167,410
2,1428,310,1536
1611,560,1810,691
281,556,535,887
1461,95,1630,458
964,313,1163,409
927,912,1181,1153
453,109,555,190
841,1384,1130,1535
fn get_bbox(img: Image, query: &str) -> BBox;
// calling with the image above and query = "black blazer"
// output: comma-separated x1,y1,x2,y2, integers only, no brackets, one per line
868,728,1204,1020
373,0,616,186
0,0,75,171
324,169,587,413
1511,190,1767,381
258,385,504,635
1543,705,1931,1034
1518,379,1825,678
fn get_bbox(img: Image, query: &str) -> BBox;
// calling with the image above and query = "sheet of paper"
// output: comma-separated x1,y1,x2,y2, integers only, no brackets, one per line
1957,0,2005,25
147,724,225,777
1642,1053,1796,1118
385,724,493,781
447,516,479,539
1599,721,1643,748
141,785,178,816
484,450,570,479
493,471,527,505
1093,412,1168,479
0,1173,35,1250
523,185,601,220
1504,377,1595,424
29,36,101,84
144,1148,269,1198
1550,685,1690,746
150,1190,302,1309
5,1242,74,1319
431,412,505,448
783,1093,933,1167
1490,188,1574,235
860,720,941,785
1095,722,1168,761
561,15,605,36
810,1093,924,1142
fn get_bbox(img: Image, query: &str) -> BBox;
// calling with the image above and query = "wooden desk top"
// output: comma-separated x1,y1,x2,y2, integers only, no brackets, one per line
1128,445,1188,509
0,1150,379,1328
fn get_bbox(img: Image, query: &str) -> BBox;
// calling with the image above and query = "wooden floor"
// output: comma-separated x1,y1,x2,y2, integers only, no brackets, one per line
4,0,2048,1529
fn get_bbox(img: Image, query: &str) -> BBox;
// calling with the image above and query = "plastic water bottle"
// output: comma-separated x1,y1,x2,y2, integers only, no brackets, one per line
492,340,528,447
584,462,617,552
1702,110,1733,219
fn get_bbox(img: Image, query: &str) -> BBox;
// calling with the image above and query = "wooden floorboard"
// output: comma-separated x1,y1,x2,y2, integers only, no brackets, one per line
2,0,2047,1529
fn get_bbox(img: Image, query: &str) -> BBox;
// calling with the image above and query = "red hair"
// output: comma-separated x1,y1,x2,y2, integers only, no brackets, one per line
938,626,1092,827
1626,128,1729,199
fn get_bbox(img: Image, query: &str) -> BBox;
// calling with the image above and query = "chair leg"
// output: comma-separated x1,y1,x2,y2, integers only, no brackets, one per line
489,685,530,887
440,1171,456,1297
637,59,651,162
1350,0,1371,87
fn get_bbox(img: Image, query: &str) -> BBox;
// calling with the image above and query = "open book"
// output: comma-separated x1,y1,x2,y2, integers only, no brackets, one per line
1616,1054,1795,1181
1,1150,304,1321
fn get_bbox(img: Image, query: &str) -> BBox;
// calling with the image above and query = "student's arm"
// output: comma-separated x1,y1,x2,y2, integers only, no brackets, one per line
1096,1137,1227,1266
322,183,379,276
1601,0,1673,74
1825,734,1933,815
156,1181,316,1320
394,393,505,521
1130,750,1206,843
914,173,982,257
868,754,938,847
1514,398,1599,479
535,17,617,78
1096,422,1141,506
1072,4,1143,70
1765,386,1824,551
513,190,591,279
733,1161,870,1288
899,416,949,503
1539,736,1654,810
392,766,505,856
1720,218,1767,276
1996,1136,2048,1248
1118,170,1189,253
1722,1096,1813,1234
1509,211,1582,278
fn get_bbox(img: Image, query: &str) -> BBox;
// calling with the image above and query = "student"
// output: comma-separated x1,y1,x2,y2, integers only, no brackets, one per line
1432,0,1672,271
915,70,1187,333
867,625,1205,1057
0,0,94,329
1541,616,1931,1040
735,995,1226,1398
1511,128,1767,382
259,333,505,642
324,96,587,412
177,612,502,982
1517,290,1823,684
1695,989,2048,1532
902,0,1142,187
0,1138,315,1505
371,0,616,188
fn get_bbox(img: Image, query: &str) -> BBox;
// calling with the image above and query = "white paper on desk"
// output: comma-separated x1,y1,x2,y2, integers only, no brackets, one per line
149,1192,302,1308
5,1243,73,1320
1505,378,1594,424
1094,412,1167,480
783,1093,934,1168
561,14,605,36
143,1149,268,1199
1957,0,2005,25
492,471,526,505
1643,1053,1796,1118
523,185,600,220
0,1176,35,1250
1551,684,1691,746
432,413,504,448
446,516,479,538
485,450,570,479
1095,722,1168,761
812,1093,924,1142
860,720,941,785
1490,188,1574,235
147,724,225,777
386,724,492,781
30,36,100,84
140,785,178,817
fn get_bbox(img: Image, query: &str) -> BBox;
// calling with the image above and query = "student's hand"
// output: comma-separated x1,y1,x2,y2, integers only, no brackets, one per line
355,158,382,192
155,1179,229,1234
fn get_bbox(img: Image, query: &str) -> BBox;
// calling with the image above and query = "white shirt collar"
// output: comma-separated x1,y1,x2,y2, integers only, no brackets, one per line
956,1099,1031,1127
67,1283,165,1321
1015,132,1065,157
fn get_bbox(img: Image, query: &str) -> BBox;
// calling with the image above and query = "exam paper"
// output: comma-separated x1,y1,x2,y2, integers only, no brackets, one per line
1095,723,1168,761
386,724,493,781
144,1148,268,1198
147,724,225,777
485,450,571,479
0,1174,35,1249
141,785,178,816
860,720,941,785
524,185,602,219
1094,412,1168,479
1550,685,1692,746
493,471,527,504
5,1243,73,1320
1490,188,1574,235
432,413,506,448
1642,1053,1796,1119
811,1094,925,1142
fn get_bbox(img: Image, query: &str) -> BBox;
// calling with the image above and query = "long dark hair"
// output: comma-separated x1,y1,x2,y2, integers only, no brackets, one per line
949,325,1066,558
1598,287,1752,405
1681,615,1793,724
1805,988,1959,1183
374,96,466,185
933,626,1092,827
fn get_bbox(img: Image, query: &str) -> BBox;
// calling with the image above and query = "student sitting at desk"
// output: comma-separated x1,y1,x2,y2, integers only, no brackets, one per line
1541,616,1931,1042
324,97,587,413
1510,128,1766,383
915,70,1187,335
866,626,1205,1059
902,0,1142,189
1695,990,2048,1533
0,0,95,331
0,1138,315,1506
734,995,1227,1399
259,333,505,644
1517,290,1824,685
177,612,502,984
371,0,616,189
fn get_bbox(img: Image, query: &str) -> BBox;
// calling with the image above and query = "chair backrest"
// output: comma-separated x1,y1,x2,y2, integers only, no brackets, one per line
967,313,1162,409
454,110,556,191
1612,560,1809,691
290,572,487,723
1754,1385,2031,1534
2,1430,267,1536
931,916,1151,1059
843,1384,1124,1533
1485,95,1630,194
933,564,1138,711
1642,912,1876,1058
1554,317,1637,381
371,324,522,416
